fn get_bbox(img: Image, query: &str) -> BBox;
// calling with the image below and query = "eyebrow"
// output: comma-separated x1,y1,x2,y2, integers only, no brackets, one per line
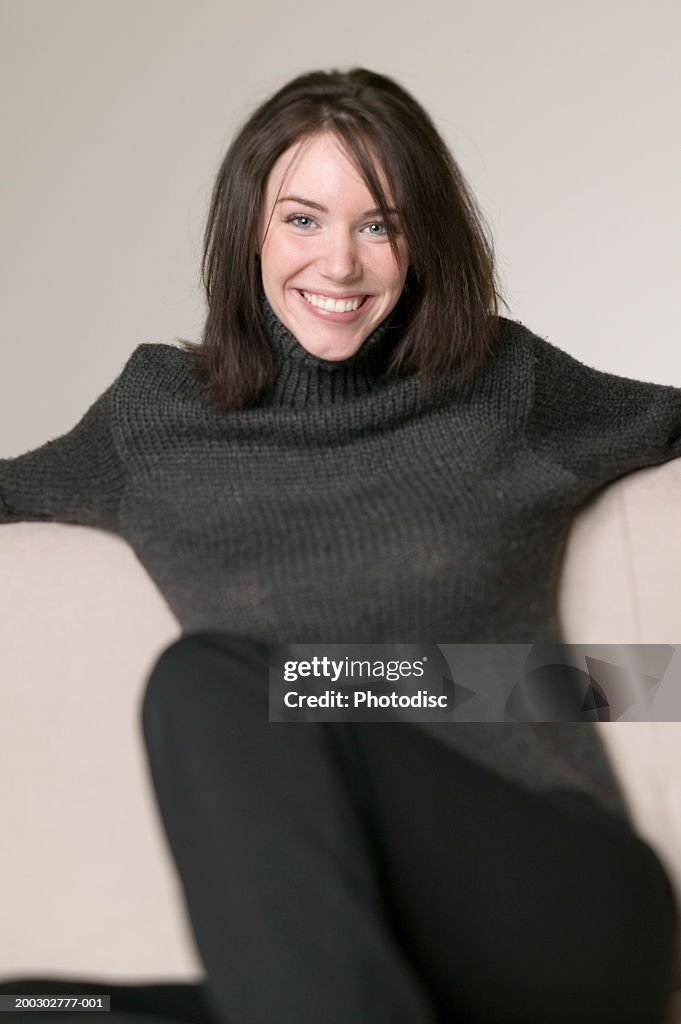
276,195,399,217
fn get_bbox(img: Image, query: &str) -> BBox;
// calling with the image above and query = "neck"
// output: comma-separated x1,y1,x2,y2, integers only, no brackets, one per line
261,296,400,408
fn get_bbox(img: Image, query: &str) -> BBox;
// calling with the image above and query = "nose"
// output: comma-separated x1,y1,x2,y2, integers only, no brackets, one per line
318,229,361,282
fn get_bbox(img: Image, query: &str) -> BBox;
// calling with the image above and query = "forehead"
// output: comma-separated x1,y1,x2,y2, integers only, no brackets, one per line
264,132,393,204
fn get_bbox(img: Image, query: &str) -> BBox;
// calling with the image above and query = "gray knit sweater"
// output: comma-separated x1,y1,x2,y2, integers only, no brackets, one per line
3,305,681,817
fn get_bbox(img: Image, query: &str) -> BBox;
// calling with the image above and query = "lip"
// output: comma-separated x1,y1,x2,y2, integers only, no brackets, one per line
295,289,374,323
299,289,368,301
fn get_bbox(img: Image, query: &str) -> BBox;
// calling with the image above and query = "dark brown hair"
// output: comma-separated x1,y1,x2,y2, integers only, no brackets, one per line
181,67,501,410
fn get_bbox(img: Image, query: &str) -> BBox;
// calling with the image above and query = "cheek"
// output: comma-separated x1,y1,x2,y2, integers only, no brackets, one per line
261,235,309,283
382,255,409,295
368,241,409,293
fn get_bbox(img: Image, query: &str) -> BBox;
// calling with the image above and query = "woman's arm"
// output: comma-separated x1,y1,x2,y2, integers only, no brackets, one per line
0,379,126,534
524,331,681,492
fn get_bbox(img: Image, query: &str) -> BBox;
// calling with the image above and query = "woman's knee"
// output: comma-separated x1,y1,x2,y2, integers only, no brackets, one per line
141,631,269,739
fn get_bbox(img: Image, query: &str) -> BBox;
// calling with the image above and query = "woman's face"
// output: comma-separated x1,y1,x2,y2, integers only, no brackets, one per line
260,132,409,361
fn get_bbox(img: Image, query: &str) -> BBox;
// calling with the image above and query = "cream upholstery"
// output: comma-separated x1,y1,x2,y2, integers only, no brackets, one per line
0,526,194,980
560,460,681,912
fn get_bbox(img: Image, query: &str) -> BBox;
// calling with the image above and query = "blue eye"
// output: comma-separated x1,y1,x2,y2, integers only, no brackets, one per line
365,222,387,235
286,214,316,229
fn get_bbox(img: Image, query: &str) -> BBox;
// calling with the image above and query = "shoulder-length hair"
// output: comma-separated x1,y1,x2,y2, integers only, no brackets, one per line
181,67,501,411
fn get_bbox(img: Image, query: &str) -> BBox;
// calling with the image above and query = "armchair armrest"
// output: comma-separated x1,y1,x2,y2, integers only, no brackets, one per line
0,523,201,980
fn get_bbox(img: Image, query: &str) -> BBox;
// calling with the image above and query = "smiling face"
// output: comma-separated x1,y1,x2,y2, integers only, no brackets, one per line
259,132,409,361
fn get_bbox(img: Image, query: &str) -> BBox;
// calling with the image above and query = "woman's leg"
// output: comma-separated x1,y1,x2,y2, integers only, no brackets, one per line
142,633,679,1024
343,723,679,1023
141,633,438,1024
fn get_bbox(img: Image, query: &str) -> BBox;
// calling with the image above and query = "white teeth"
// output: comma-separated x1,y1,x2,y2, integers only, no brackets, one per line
301,291,363,313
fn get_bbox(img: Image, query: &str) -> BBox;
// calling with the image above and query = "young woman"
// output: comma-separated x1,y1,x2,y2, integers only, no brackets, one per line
2,68,680,1023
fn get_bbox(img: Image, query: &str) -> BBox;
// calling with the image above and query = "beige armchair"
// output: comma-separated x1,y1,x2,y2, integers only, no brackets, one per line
1,458,680,1015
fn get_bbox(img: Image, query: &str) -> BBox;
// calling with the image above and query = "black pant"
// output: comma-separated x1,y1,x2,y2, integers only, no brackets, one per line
3,633,678,1023
139,633,678,1024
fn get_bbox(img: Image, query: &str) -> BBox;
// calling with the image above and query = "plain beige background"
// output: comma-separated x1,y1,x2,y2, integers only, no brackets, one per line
1,0,680,459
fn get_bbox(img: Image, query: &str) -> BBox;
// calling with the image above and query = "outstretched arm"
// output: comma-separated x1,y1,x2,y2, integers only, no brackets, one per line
525,332,681,494
0,382,125,534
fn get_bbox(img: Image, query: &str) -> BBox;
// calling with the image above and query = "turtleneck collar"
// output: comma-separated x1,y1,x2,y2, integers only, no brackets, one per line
261,294,402,408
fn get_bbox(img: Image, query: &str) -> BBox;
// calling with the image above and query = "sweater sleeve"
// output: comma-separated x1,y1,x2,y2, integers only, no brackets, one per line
0,376,125,534
525,332,681,492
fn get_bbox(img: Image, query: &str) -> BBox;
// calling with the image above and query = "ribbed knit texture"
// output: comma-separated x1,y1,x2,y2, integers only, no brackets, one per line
3,302,681,817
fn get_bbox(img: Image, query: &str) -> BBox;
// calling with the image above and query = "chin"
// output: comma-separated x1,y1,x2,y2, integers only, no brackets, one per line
299,336,365,361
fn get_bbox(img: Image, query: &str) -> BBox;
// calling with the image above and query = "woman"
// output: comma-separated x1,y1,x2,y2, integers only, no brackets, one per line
2,68,681,1023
